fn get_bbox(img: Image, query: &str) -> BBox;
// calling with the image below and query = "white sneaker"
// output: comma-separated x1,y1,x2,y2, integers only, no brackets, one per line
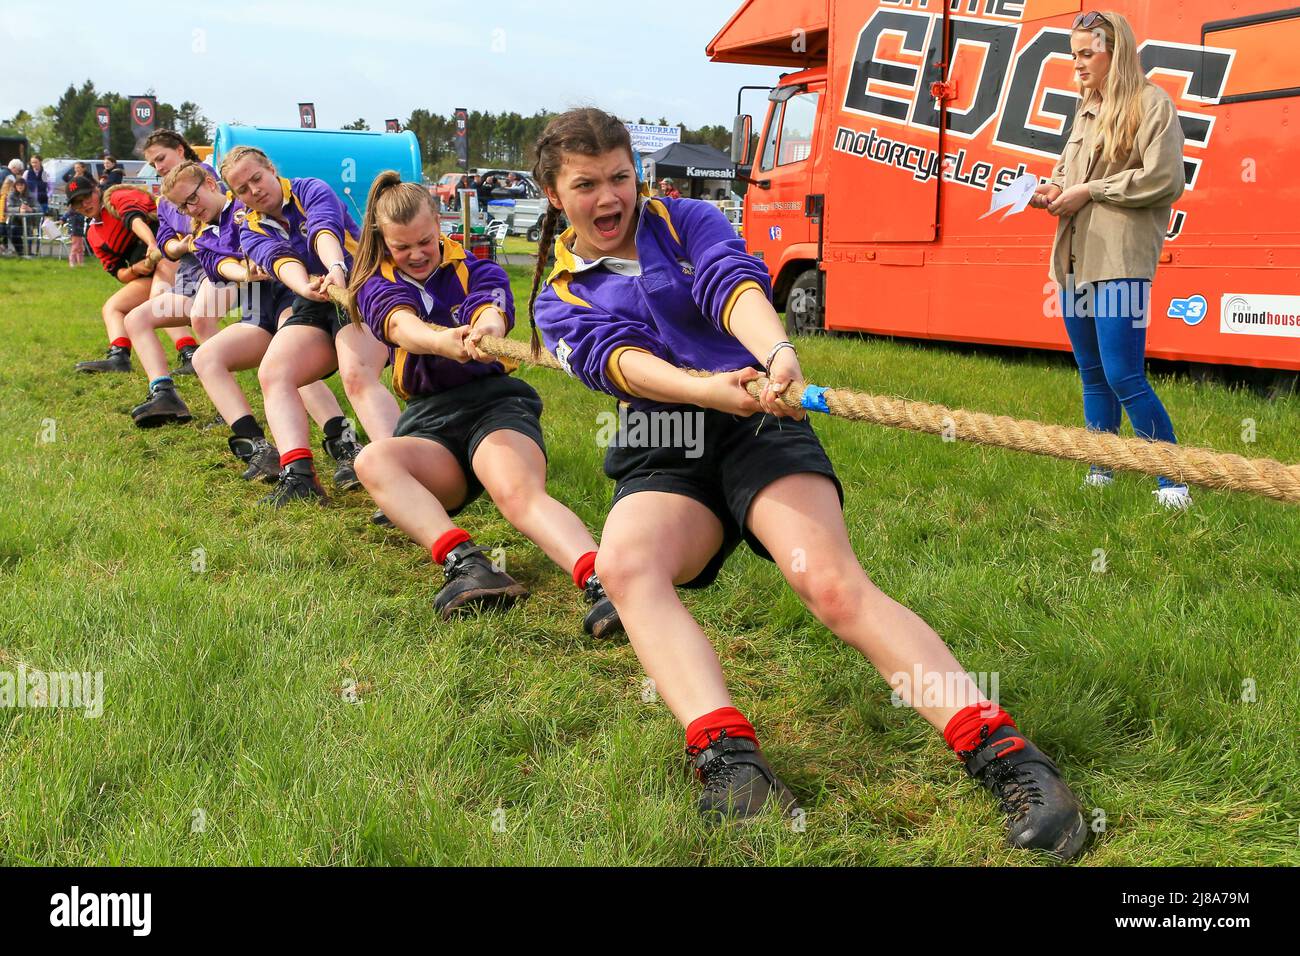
1082,472,1115,489
1155,485,1193,510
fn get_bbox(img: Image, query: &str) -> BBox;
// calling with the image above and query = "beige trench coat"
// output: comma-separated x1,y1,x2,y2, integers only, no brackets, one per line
1048,83,1185,287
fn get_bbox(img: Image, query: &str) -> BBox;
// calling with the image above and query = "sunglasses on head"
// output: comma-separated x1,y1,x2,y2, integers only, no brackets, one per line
1073,11,1109,29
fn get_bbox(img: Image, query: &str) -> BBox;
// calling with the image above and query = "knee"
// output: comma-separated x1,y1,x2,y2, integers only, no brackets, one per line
339,364,375,400
798,572,870,634
191,343,219,378
257,358,286,392
595,546,665,601
487,479,537,524
354,440,393,487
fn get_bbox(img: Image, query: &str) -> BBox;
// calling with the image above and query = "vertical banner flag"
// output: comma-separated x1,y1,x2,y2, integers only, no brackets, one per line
129,96,156,156
454,108,469,170
299,103,317,129
95,107,111,154
385,118,400,132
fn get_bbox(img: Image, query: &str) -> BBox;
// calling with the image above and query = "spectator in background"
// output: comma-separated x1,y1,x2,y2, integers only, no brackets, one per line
2,158,23,189
66,201,87,267
100,155,124,187
63,161,91,184
658,177,681,199
25,156,50,212
4,177,35,257
504,172,527,196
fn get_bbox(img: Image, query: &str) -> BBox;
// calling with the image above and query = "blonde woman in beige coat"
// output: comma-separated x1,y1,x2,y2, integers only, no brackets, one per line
1031,11,1192,509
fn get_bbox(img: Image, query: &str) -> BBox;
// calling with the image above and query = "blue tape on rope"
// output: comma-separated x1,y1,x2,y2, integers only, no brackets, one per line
801,384,830,414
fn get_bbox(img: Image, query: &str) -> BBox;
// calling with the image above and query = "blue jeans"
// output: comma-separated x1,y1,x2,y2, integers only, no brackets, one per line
1061,278,1179,488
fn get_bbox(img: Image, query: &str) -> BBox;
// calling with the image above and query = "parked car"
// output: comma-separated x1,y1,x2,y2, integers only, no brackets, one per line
477,170,549,241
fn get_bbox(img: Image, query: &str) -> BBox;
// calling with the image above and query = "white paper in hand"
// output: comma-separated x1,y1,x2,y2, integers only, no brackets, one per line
980,173,1039,221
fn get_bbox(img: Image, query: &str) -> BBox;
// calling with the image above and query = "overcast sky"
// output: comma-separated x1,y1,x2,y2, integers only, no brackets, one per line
1,0,778,131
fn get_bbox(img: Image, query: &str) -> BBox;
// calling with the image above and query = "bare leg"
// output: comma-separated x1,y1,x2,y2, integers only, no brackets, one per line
124,293,195,381
258,325,337,452
354,437,469,547
745,473,984,731
595,492,730,725
102,279,152,341
192,323,273,423
336,322,400,440
472,430,598,570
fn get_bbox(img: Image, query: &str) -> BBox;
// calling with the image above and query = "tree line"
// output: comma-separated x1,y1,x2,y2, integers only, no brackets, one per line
2,81,731,178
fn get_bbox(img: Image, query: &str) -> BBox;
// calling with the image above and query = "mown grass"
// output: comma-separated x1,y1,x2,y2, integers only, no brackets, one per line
0,255,1297,866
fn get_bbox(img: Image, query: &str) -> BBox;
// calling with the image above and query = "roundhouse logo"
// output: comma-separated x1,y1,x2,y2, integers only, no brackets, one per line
1220,294,1300,339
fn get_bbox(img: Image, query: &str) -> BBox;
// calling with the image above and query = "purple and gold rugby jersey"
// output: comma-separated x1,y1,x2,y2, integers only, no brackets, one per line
239,177,359,281
532,196,769,411
155,162,218,256
354,237,515,401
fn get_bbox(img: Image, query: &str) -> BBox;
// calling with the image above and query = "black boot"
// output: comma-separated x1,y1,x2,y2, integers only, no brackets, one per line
228,436,281,482
172,344,199,376
75,345,131,373
259,459,327,507
434,541,529,618
688,732,799,824
130,382,192,428
322,420,364,491
961,724,1087,861
581,573,623,640
371,509,391,526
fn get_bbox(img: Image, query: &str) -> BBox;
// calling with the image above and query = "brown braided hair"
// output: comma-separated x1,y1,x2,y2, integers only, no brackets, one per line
143,130,201,163
527,108,636,357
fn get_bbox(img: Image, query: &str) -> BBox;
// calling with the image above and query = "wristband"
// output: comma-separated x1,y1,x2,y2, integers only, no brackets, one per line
765,340,796,377
328,261,348,276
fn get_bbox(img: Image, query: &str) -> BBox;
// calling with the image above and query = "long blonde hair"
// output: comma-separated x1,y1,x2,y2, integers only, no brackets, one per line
344,170,440,326
1076,12,1150,163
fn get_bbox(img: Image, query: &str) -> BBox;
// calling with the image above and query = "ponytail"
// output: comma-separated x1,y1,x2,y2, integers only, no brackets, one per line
527,204,563,358
345,170,439,326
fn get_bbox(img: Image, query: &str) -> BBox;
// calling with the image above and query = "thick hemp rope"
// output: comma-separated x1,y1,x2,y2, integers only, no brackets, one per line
315,285,1300,504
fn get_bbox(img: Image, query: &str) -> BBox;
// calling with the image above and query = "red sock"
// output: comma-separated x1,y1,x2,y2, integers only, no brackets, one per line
174,336,198,351
110,337,131,350
279,447,313,467
943,702,1018,757
686,706,757,752
572,550,597,590
431,528,472,564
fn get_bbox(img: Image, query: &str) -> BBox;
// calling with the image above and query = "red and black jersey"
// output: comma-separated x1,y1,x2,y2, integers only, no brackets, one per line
87,186,157,276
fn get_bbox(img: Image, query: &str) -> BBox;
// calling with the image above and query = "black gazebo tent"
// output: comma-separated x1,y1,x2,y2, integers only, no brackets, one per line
646,142,735,197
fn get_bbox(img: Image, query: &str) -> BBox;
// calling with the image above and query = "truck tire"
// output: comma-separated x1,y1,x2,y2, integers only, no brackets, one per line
527,225,541,243
785,268,825,336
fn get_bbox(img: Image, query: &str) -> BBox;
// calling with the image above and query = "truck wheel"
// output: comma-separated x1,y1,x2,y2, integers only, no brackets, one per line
785,269,824,336
527,225,541,243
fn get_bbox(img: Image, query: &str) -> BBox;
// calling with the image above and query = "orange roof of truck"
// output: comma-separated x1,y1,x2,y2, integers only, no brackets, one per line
706,0,829,66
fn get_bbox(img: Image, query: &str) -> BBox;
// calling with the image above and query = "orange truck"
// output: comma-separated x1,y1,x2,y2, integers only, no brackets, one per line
708,0,1300,376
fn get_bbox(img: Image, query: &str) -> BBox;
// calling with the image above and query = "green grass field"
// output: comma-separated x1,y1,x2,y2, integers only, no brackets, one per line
1,254,1297,866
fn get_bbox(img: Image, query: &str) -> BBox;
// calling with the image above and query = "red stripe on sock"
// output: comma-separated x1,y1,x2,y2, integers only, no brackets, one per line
572,550,598,590
942,702,1018,756
174,336,198,351
279,447,313,467
431,528,472,564
686,706,757,753
110,337,131,349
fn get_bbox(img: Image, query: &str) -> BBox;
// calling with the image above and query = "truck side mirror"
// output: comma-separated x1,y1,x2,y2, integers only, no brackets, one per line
731,115,753,165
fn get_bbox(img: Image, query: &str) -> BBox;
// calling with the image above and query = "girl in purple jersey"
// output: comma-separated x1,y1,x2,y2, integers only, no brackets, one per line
343,172,619,636
122,132,225,427
525,108,1086,857
223,146,399,507
159,161,351,481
